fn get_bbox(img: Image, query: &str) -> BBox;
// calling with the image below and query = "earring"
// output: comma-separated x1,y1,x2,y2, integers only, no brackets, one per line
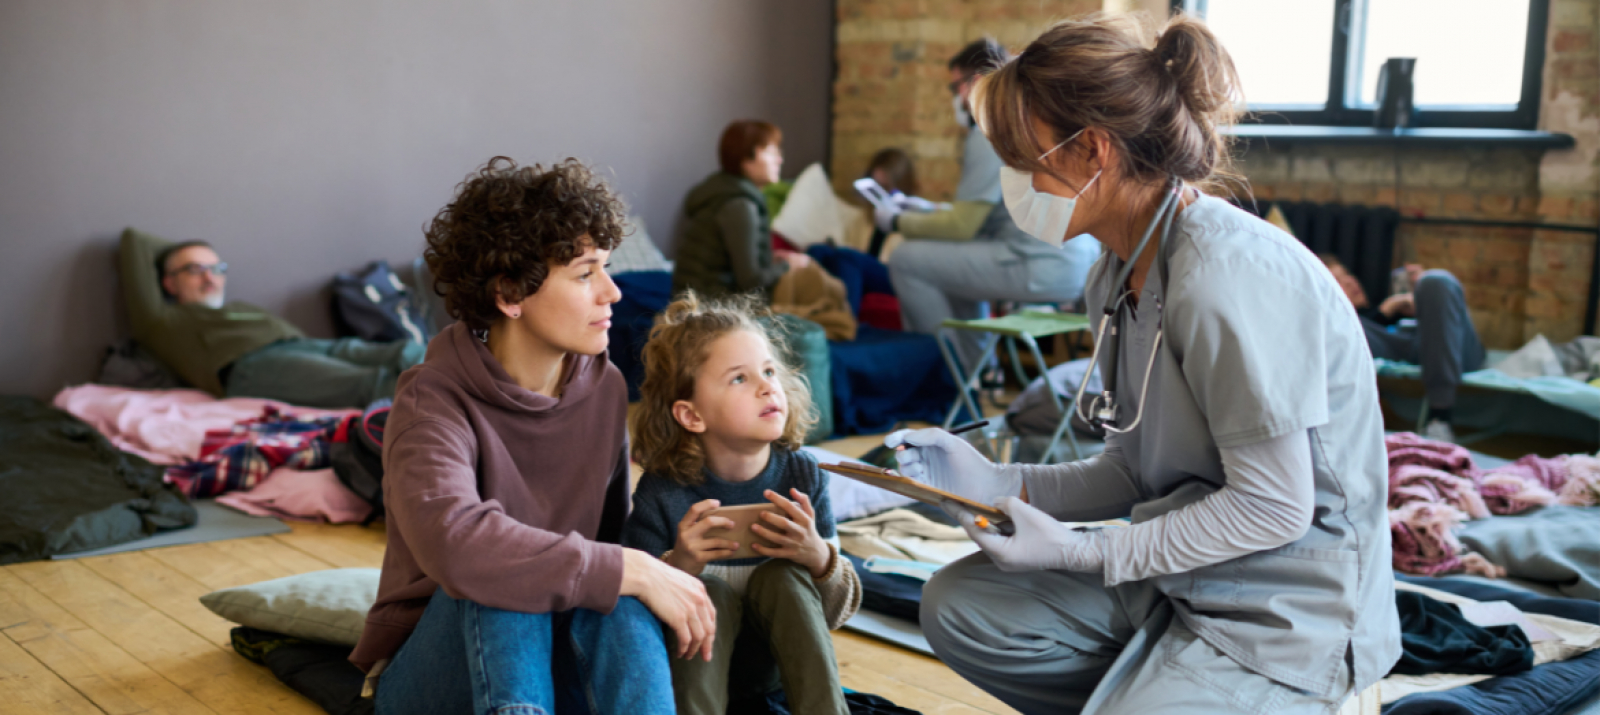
508,309,522,319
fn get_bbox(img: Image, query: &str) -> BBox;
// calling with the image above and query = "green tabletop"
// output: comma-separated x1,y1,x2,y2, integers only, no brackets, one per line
940,311,1092,338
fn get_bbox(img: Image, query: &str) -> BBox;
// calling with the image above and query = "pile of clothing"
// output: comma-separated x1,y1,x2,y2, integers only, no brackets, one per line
1387,432,1600,578
165,406,345,497
53,386,386,524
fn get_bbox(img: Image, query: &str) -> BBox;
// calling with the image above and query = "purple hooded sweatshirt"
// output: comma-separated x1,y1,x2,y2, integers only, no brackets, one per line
350,322,630,672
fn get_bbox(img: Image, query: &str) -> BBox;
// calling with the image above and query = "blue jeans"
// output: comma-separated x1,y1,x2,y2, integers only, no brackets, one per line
376,588,674,715
1360,271,1486,411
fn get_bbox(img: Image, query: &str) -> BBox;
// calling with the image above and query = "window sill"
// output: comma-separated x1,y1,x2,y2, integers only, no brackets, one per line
1223,125,1575,149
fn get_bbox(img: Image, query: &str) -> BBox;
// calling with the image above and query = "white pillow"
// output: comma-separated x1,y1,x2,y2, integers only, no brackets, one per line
1494,334,1565,379
772,163,848,248
200,568,379,646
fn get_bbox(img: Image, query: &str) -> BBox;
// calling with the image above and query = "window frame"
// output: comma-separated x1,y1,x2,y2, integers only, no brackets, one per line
1175,0,1549,129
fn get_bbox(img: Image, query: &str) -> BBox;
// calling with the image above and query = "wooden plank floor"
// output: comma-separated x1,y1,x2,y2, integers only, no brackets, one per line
0,430,1017,714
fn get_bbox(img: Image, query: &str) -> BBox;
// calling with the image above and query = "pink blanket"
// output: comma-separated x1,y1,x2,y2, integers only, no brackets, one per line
1384,432,1600,578
216,467,373,524
53,384,355,465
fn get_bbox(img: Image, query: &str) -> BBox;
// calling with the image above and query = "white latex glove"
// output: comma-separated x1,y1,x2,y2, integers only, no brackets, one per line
874,202,902,234
884,428,1021,505
895,195,939,213
947,497,1106,573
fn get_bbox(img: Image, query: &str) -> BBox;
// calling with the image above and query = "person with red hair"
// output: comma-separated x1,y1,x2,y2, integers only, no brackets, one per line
673,120,811,301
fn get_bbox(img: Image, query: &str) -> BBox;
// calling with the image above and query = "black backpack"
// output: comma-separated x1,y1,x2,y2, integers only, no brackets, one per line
331,399,391,525
331,262,431,345
98,339,186,389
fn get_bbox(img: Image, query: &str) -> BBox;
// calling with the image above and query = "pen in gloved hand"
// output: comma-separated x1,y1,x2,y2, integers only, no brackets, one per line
947,419,990,436
893,419,989,453
973,514,1016,537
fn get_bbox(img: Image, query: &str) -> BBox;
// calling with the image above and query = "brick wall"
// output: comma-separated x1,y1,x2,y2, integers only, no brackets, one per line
832,0,1101,200
1239,0,1600,348
1238,145,1554,349
831,0,1600,347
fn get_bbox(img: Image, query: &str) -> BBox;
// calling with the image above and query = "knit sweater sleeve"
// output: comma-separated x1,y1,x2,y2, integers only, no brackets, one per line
791,451,858,627
817,544,862,630
620,474,676,558
787,450,837,539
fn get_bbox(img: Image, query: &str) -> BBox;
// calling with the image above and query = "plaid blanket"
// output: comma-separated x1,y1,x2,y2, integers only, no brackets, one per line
166,407,349,497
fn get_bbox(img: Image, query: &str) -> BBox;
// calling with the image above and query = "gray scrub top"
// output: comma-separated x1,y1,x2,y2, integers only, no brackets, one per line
955,125,1003,204
1081,195,1401,696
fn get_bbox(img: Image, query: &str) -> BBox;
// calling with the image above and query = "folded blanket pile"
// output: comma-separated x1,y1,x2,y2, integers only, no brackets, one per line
1385,433,1600,578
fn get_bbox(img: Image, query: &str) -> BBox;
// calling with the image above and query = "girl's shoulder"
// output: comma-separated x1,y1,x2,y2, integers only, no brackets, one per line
777,448,827,492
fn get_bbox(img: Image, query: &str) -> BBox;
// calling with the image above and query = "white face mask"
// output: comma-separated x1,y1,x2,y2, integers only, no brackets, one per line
952,94,972,128
1000,129,1101,247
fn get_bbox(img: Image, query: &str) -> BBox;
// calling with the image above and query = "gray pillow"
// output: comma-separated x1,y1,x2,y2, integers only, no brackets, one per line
200,568,379,646
608,215,671,275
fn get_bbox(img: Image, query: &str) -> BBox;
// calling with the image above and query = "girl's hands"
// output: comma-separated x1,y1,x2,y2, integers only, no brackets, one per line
750,488,832,578
666,499,739,576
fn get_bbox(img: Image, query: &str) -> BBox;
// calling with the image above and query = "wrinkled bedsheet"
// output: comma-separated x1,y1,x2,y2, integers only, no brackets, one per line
1459,506,1600,602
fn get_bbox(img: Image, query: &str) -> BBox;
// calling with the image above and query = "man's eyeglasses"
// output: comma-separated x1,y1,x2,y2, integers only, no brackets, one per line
948,74,975,95
168,262,228,278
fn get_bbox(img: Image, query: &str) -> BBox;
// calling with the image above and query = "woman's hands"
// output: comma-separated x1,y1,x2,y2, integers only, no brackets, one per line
665,499,739,576
620,548,718,661
751,488,833,578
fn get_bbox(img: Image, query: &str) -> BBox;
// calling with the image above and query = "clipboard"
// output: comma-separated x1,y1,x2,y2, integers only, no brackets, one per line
819,462,1011,525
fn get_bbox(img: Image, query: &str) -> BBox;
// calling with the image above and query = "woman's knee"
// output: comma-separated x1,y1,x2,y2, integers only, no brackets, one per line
612,595,653,622
574,596,670,657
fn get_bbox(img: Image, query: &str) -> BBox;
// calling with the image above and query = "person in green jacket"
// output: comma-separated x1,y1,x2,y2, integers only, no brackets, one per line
119,228,423,408
672,120,811,301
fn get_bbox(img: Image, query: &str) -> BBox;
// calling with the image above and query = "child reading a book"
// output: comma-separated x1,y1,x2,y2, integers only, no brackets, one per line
624,292,861,715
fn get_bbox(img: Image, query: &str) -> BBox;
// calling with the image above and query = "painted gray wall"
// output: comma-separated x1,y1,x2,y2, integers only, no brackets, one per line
0,1,833,397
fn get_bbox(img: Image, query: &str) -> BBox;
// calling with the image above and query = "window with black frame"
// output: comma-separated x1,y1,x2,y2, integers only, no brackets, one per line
1175,0,1549,129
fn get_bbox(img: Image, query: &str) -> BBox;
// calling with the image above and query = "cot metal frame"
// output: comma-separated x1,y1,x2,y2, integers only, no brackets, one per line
936,311,1093,464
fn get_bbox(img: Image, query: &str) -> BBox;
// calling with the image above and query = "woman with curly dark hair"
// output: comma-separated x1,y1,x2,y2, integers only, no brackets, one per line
350,156,714,715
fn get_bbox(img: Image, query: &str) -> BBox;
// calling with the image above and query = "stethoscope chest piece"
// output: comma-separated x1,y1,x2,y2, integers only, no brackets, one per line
1073,178,1182,436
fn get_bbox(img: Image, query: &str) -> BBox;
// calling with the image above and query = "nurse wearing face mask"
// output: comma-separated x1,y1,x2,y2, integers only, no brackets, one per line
884,14,1399,715
885,39,1102,373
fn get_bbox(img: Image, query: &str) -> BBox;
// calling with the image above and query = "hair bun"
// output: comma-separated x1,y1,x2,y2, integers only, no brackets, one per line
1152,15,1240,117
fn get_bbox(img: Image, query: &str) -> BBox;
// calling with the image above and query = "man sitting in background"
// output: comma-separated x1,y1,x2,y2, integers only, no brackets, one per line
877,38,1100,373
1322,255,1485,441
119,228,423,409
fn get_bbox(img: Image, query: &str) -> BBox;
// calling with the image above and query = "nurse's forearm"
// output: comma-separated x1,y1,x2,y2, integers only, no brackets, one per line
1014,451,1142,522
1099,430,1315,586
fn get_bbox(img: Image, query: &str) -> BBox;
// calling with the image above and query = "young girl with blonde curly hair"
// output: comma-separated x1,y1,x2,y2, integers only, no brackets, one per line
623,291,861,715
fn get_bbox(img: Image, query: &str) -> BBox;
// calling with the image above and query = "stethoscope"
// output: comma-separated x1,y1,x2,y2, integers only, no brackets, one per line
1073,177,1184,435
